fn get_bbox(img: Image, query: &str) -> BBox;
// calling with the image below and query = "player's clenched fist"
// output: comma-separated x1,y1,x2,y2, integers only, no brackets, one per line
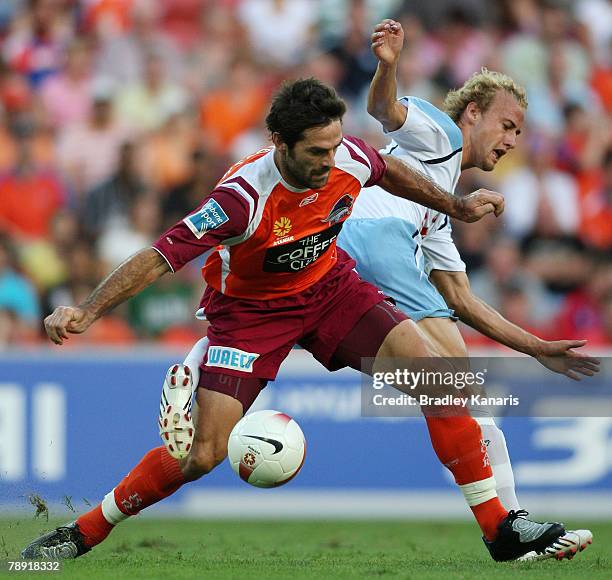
455,189,505,223
44,306,94,345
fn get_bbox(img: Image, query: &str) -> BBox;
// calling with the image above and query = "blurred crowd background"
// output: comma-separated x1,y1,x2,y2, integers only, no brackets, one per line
0,0,610,349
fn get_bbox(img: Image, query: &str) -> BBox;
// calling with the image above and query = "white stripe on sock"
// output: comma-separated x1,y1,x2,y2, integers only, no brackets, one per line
459,476,498,507
100,488,129,525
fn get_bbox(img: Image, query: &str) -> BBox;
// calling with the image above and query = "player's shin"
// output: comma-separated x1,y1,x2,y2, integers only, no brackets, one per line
423,410,508,541
475,416,521,511
76,446,186,547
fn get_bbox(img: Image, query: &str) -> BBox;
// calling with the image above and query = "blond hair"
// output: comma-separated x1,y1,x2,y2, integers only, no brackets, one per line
443,68,528,122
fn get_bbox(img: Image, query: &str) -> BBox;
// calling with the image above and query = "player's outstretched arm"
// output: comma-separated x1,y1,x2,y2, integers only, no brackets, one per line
429,269,601,380
367,19,407,132
44,248,170,345
378,155,504,222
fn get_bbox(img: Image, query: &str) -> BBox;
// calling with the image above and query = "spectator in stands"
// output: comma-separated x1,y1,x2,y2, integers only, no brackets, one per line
161,147,222,230
500,132,579,239
2,0,72,88
115,51,188,133
19,208,79,292
57,76,129,198
39,37,94,128
523,236,593,297
576,147,612,250
237,0,318,68
95,0,184,85
198,55,269,155
127,271,199,341
525,39,599,135
97,192,161,272
329,0,378,101
82,141,144,237
0,127,66,240
0,58,33,116
554,255,612,343
469,236,558,326
136,111,197,191
0,233,40,345
502,0,591,89
430,6,494,90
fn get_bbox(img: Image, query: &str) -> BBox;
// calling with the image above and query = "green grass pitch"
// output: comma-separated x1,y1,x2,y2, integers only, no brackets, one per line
1,518,611,579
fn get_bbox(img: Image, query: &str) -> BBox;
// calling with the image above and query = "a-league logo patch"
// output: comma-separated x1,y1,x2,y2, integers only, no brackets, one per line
205,346,259,373
184,198,229,239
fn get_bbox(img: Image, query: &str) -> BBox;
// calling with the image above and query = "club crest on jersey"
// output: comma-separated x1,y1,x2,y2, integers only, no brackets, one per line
322,194,354,224
205,346,259,373
273,216,292,237
184,199,229,239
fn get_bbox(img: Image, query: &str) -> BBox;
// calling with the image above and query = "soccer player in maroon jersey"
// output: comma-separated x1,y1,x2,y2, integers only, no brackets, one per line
23,78,570,562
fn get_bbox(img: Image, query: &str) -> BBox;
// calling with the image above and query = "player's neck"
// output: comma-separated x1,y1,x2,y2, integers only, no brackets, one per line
457,123,475,170
273,149,310,192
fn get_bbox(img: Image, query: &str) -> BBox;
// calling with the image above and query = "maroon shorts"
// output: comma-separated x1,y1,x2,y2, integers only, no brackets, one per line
198,249,409,410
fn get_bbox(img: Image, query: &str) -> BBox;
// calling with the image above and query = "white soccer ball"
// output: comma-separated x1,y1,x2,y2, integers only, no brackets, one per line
228,410,306,488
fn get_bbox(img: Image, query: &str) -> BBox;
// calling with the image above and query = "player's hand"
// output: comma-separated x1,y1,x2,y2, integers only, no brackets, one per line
44,306,95,345
371,19,404,65
535,340,601,380
453,189,505,222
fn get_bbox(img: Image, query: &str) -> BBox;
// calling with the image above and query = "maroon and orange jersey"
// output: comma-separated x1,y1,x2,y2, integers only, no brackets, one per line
153,136,385,300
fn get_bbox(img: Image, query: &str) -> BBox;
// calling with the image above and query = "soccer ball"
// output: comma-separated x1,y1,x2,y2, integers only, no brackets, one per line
228,410,306,488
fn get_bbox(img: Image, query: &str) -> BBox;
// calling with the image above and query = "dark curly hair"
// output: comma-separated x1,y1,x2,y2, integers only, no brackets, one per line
266,78,347,148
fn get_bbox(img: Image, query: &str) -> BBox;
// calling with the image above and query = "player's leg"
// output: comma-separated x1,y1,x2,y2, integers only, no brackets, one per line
417,316,521,511
21,383,245,559
158,337,210,458
338,222,590,559
312,269,568,560
372,317,512,539
22,285,301,560
302,260,509,544
339,221,521,524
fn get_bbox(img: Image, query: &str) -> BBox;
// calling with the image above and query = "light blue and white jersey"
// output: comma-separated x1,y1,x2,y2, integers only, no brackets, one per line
348,96,466,275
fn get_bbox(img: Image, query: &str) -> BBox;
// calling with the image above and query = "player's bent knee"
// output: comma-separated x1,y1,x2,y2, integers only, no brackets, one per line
182,442,228,479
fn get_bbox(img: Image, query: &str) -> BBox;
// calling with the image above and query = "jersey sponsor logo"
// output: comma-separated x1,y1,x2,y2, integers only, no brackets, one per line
273,216,292,237
184,199,229,239
263,222,342,273
322,194,354,224
299,192,319,207
272,235,294,246
206,346,259,373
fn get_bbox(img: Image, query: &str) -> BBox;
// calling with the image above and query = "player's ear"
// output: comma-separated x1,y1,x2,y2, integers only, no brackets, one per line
464,101,481,124
271,132,287,153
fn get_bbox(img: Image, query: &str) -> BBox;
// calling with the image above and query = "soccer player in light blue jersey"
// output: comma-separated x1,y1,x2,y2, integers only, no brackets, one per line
338,19,598,561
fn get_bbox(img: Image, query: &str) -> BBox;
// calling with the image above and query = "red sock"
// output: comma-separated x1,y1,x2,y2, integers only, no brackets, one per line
77,447,186,547
76,505,113,548
471,498,509,541
425,413,507,540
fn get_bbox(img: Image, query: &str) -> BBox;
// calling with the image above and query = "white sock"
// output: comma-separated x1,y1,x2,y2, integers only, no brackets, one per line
476,416,521,511
182,336,209,388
